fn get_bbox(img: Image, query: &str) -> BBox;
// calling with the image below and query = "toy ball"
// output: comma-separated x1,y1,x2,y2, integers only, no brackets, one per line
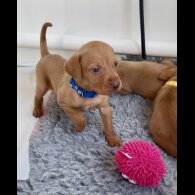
115,140,166,186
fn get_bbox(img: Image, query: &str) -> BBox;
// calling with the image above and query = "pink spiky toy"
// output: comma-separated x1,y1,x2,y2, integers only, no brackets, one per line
115,140,166,186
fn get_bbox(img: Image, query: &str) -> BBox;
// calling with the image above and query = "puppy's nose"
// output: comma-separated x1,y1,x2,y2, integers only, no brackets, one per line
112,82,120,90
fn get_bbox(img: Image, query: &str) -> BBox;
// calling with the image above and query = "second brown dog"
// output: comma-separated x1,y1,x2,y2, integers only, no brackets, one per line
150,64,177,157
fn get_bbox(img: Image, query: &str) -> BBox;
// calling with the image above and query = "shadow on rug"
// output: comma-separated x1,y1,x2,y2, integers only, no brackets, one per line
17,92,176,195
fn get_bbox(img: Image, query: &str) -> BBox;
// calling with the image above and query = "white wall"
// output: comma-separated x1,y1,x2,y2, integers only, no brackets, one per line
17,0,177,65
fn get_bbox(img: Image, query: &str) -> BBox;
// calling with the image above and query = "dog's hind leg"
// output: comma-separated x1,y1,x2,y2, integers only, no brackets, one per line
33,82,48,118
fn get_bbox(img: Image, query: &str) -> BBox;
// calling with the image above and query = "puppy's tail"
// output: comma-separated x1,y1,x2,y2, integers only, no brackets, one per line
40,22,52,57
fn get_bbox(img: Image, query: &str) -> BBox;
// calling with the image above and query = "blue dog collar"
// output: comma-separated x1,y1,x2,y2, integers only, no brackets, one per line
69,77,97,98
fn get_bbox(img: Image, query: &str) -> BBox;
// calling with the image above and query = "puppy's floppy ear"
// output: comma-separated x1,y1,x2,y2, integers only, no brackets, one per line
158,66,177,81
65,53,82,80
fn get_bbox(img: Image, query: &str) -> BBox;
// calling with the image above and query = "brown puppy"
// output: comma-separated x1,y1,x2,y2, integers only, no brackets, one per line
150,64,177,157
33,22,122,146
116,60,174,99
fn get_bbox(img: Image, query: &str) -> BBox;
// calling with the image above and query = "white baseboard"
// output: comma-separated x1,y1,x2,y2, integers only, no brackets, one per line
17,32,177,58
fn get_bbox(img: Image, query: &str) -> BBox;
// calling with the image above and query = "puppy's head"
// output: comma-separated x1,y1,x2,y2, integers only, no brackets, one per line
65,41,122,95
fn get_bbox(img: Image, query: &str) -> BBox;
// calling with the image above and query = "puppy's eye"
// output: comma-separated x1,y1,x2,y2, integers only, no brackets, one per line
91,66,100,73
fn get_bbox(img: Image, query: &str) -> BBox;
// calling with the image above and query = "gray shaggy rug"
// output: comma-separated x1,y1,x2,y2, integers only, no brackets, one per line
17,93,177,195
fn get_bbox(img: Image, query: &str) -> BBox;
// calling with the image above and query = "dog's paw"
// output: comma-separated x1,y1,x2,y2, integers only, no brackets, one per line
107,135,122,147
33,107,43,118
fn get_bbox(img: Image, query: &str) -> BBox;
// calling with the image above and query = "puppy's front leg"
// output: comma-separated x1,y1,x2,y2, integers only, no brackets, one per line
60,105,86,132
99,101,121,147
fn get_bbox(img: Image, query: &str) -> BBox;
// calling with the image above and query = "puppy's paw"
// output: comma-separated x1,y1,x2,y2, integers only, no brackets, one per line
107,135,122,147
33,107,43,118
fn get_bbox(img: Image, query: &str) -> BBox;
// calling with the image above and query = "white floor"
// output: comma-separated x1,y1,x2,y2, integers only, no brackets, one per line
17,67,51,180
